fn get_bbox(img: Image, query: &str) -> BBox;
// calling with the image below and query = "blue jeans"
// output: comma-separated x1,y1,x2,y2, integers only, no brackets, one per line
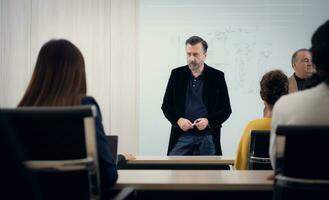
169,134,216,155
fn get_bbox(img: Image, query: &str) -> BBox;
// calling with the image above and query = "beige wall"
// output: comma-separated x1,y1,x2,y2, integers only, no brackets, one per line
0,0,139,154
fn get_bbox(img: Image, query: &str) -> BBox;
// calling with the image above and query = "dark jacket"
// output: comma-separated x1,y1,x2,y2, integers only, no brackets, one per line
81,96,118,200
161,64,232,155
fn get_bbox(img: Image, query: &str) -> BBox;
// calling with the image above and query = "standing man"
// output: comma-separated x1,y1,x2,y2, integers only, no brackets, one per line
288,49,319,93
161,36,232,156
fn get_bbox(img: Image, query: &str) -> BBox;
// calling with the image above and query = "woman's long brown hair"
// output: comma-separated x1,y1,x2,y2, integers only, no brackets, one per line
18,39,86,107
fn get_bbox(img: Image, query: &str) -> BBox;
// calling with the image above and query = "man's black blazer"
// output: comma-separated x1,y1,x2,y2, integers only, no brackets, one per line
161,64,232,155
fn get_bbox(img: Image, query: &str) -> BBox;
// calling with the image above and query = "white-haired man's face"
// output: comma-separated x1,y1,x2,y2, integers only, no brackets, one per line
293,51,314,79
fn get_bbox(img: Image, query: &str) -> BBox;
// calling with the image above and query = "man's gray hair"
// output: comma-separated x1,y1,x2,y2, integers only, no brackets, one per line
291,48,311,66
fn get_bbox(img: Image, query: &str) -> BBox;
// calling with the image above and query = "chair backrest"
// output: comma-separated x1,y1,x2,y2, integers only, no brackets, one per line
106,135,118,164
248,130,272,170
0,114,40,200
275,125,329,178
0,106,100,200
274,125,329,200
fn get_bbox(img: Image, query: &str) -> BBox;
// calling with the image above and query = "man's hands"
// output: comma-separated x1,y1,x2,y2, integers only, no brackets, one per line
177,117,193,132
177,117,209,132
193,118,209,131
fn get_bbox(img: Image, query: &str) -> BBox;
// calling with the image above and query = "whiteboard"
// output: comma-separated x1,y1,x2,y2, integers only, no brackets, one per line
138,0,329,155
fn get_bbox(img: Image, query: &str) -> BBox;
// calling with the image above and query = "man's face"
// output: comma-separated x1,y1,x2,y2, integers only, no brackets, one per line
293,51,313,79
186,43,207,71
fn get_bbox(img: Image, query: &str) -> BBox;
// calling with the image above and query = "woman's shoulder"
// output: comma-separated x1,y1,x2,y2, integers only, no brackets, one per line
81,96,98,105
80,96,104,122
246,118,271,129
80,96,102,115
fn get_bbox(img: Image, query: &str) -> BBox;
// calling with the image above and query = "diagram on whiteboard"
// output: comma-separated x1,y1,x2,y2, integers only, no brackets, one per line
174,26,273,94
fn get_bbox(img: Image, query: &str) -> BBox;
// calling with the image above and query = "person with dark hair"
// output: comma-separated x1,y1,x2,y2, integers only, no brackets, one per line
18,39,117,200
288,48,319,93
270,19,329,167
162,36,232,156
234,70,288,170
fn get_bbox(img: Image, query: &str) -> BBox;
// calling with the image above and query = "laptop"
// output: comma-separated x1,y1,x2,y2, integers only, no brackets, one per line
105,135,118,164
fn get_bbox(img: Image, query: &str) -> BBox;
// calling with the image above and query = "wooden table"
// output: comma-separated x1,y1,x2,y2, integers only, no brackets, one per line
113,170,273,199
120,156,235,170
115,170,272,190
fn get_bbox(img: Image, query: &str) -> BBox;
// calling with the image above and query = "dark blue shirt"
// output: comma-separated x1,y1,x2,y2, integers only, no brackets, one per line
184,73,210,135
81,96,118,200
184,73,207,121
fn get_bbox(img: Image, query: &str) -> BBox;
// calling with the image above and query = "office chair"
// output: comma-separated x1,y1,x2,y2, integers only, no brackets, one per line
1,106,100,199
248,130,272,170
273,125,329,200
1,106,100,200
1,106,136,200
0,114,40,200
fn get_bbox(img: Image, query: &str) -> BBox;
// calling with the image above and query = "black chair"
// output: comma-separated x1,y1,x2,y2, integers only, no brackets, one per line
273,125,329,200
1,106,101,200
0,106,135,200
0,114,40,200
248,130,272,170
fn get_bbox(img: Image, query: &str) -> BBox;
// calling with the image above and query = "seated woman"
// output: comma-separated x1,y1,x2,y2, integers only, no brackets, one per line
17,39,117,199
234,70,288,170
